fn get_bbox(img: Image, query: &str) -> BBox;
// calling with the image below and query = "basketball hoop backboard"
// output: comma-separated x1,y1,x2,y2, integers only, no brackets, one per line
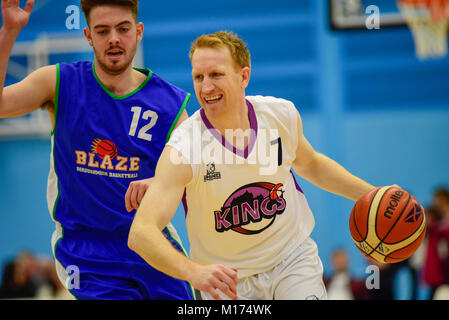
329,0,449,59
330,0,407,30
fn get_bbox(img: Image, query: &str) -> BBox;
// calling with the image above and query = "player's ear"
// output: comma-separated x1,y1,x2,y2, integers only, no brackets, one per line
84,27,93,47
240,66,251,89
136,22,144,43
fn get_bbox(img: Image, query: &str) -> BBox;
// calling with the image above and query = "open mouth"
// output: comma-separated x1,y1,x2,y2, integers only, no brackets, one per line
106,50,124,59
204,95,223,104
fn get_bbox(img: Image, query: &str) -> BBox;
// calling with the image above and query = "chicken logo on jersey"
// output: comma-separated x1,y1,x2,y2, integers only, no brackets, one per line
214,182,286,235
204,162,221,182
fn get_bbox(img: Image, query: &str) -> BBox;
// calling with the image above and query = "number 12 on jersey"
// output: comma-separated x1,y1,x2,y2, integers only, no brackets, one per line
128,106,159,142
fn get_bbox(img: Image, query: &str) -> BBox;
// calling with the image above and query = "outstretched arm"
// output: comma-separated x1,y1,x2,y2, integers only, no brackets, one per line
0,0,56,120
292,110,374,201
128,146,238,300
0,0,34,95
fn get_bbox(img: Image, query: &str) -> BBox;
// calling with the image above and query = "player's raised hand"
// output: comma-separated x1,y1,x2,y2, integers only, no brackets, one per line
188,264,238,300
1,0,34,32
125,178,152,212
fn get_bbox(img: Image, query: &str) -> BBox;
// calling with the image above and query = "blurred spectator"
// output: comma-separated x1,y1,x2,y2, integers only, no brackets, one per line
433,284,449,300
0,256,38,299
366,259,393,300
366,259,413,300
433,187,449,216
35,258,74,300
406,253,421,299
418,206,441,298
324,248,368,300
392,260,415,300
16,250,42,287
0,251,74,300
433,285,449,300
423,187,449,299
434,188,449,295
410,206,440,299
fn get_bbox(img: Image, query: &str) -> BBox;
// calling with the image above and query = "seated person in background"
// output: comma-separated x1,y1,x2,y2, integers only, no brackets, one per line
0,253,39,299
324,248,368,300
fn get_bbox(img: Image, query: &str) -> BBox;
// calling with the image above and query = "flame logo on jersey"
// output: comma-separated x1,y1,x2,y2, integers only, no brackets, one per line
75,138,140,176
91,139,118,160
214,182,286,235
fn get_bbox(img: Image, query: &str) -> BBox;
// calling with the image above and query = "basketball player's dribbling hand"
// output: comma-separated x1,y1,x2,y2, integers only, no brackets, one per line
189,264,238,300
125,178,152,212
1,0,34,32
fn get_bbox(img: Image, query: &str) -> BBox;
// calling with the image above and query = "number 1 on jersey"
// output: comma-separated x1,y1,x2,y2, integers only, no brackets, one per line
270,137,282,166
129,106,159,142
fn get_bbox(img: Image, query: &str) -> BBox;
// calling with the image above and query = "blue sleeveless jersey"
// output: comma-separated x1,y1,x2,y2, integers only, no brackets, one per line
48,61,190,237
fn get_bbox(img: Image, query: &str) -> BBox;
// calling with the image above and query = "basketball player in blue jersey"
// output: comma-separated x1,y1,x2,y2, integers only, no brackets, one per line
128,31,376,300
0,0,194,299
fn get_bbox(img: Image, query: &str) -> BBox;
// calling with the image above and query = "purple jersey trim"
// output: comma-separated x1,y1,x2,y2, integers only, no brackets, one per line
182,189,188,218
290,170,304,194
200,100,258,159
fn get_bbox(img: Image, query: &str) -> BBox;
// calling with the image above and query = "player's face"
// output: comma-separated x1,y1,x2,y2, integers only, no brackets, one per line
84,5,143,76
191,47,250,117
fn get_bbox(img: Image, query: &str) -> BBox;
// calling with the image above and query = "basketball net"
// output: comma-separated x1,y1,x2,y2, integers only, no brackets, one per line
397,0,449,59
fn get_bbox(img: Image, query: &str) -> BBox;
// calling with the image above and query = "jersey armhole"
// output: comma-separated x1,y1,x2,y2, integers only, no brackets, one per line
166,93,191,143
165,141,198,187
288,101,300,152
51,63,60,136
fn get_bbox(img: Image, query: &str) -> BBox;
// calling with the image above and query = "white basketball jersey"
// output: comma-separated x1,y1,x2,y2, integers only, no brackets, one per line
167,95,315,278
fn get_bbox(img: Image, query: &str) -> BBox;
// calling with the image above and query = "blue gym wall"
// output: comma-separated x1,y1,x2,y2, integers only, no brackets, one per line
1,0,448,281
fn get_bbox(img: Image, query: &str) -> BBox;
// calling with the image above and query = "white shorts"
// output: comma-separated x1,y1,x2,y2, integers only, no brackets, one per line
201,237,327,300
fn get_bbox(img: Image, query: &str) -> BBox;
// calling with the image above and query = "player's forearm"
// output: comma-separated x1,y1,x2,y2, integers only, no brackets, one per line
0,27,20,101
298,152,374,201
128,223,198,282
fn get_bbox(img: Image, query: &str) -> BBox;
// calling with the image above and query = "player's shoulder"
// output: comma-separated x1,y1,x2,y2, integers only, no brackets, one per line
166,109,202,158
170,108,202,135
246,95,297,121
147,70,189,96
33,64,57,77
24,64,58,91
58,60,91,73
57,61,93,84
246,95,293,105
59,60,90,67
246,95,296,111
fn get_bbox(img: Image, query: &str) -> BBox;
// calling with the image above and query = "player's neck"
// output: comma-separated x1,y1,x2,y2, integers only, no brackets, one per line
208,99,249,132
94,62,147,97
206,99,251,149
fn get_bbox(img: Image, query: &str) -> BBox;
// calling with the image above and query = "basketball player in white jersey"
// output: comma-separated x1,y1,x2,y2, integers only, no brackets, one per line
128,31,375,300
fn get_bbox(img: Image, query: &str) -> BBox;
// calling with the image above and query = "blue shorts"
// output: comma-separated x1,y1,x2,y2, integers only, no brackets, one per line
52,226,194,300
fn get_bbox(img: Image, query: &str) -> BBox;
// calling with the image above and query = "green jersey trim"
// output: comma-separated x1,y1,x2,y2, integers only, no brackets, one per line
166,93,190,143
92,62,153,100
51,64,60,136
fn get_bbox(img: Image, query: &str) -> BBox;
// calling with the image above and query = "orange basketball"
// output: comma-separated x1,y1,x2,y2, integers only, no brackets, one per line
349,185,426,263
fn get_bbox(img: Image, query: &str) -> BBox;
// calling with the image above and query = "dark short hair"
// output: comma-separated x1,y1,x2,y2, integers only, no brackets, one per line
80,0,139,25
